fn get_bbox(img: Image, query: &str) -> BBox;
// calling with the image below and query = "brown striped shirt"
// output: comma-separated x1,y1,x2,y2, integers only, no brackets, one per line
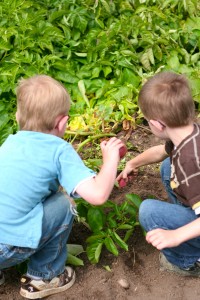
165,123,200,208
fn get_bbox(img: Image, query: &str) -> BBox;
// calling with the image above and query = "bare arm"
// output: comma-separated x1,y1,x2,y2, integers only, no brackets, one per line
76,137,124,205
117,144,168,181
146,217,200,250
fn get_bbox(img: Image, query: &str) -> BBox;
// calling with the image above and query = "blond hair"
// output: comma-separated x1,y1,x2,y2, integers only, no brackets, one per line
16,75,70,131
138,72,195,127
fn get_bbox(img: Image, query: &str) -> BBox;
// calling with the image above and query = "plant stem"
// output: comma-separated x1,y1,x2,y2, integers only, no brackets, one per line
77,133,116,152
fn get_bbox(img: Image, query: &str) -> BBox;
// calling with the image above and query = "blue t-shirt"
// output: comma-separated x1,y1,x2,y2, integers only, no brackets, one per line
0,131,95,248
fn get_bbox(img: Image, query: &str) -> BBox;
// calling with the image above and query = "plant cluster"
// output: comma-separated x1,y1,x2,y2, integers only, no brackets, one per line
76,193,142,264
0,0,200,144
1,0,200,267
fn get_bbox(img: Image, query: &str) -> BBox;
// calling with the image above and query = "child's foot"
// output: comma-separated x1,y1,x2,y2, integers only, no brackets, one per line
0,271,5,285
160,253,200,277
20,266,75,299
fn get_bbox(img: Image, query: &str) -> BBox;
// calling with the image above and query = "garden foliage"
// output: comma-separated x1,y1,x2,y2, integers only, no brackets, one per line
76,193,142,264
1,0,200,265
0,0,200,145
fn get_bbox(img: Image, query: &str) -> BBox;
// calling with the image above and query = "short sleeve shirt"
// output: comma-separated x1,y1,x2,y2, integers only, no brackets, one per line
165,123,200,207
0,131,95,248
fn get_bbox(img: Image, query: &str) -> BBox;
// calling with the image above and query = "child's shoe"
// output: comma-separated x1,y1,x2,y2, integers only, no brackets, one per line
0,271,5,285
20,266,75,299
160,252,200,277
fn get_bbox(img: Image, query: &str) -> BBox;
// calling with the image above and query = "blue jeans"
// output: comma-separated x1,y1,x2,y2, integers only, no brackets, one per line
139,157,200,269
0,192,75,280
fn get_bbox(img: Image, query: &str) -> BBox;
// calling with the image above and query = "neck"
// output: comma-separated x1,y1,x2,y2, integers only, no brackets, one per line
166,123,194,147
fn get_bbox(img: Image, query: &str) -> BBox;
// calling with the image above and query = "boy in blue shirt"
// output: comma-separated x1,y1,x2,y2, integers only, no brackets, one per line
0,75,124,299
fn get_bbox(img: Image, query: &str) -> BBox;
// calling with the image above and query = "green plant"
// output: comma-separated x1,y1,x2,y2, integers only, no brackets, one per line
76,193,142,264
1,0,200,145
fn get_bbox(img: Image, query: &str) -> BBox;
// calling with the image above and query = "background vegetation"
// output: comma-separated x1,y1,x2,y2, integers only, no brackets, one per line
1,0,200,146
1,0,200,264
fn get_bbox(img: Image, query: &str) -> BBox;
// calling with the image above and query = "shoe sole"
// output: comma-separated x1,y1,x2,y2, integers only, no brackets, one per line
159,253,200,277
19,272,76,299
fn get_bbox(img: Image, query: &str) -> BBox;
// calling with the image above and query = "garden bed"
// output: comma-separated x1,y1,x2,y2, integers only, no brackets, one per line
1,127,199,300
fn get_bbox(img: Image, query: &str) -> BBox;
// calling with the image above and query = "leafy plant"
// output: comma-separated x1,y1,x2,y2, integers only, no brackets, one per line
76,193,142,264
1,0,200,145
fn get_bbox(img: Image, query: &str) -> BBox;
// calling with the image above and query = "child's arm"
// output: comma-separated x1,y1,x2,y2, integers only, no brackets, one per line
117,144,168,182
146,218,200,250
75,137,124,205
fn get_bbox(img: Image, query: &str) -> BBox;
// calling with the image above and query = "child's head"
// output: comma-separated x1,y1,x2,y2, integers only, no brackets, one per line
138,72,195,127
16,75,70,132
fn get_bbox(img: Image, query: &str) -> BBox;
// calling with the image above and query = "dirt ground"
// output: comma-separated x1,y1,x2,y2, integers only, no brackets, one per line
1,126,200,300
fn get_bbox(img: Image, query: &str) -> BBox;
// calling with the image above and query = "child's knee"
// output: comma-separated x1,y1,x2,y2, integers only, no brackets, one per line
139,199,158,231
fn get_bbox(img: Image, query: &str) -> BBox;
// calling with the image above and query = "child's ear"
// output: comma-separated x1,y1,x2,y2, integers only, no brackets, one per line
16,111,19,123
56,115,69,132
149,119,165,131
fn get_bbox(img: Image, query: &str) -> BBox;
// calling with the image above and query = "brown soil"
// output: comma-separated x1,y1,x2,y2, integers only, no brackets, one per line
1,126,200,300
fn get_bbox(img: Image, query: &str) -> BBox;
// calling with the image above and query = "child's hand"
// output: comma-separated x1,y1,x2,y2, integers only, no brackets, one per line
116,161,138,183
100,137,125,163
146,228,182,250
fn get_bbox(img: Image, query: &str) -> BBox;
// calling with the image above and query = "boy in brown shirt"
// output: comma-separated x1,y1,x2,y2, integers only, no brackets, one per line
117,71,200,276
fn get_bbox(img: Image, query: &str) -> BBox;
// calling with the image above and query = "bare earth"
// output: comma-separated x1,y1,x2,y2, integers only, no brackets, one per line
1,126,200,300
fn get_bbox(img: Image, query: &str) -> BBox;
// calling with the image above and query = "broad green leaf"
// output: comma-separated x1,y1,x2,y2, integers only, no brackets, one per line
56,72,78,84
100,0,111,14
125,194,142,209
0,114,9,130
140,52,151,70
87,207,105,232
66,253,84,266
167,53,180,70
104,237,118,256
112,232,128,251
86,234,105,243
191,53,200,64
67,244,84,256
86,242,103,264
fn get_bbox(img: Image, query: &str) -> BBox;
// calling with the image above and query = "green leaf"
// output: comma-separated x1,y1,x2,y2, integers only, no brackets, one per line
100,0,111,14
140,52,151,70
107,216,117,228
86,242,103,264
112,232,128,251
67,244,84,256
191,53,200,64
66,253,84,266
86,234,106,243
104,237,118,256
118,224,134,230
0,113,9,130
87,207,105,232
78,80,90,108
125,194,142,209
124,229,134,243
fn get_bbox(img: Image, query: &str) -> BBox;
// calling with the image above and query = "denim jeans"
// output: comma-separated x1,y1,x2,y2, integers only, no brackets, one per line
0,192,75,280
139,157,200,269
